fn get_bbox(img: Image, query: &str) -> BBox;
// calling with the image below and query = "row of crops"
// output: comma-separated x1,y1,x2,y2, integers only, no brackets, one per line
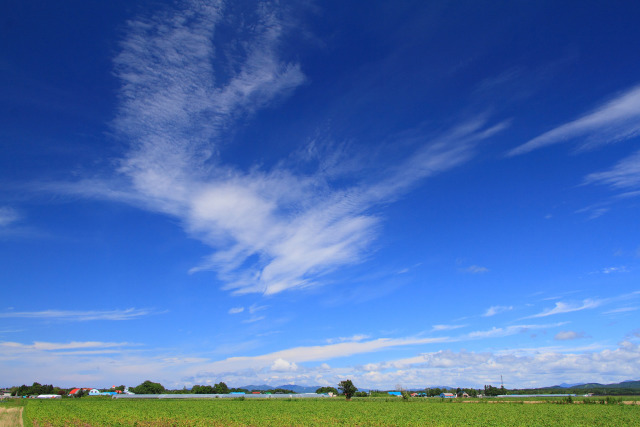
6,396,637,426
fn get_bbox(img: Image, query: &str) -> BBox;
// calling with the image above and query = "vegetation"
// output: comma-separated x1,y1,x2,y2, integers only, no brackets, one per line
19,397,640,426
509,382,640,396
190,382,231,394
315,386,338,395
130,380,166,394
10,382,64,397
338,380,357,400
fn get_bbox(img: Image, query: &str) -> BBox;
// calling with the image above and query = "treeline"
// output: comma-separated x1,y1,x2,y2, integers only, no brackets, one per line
10,382,65,397
511,387,640,396
129,380,296,395
367,385,504,397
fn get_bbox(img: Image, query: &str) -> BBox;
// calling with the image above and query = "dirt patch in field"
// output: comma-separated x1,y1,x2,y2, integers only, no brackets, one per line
0,407,23,427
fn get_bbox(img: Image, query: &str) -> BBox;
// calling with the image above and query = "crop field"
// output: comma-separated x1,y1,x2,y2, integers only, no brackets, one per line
2,397,637,426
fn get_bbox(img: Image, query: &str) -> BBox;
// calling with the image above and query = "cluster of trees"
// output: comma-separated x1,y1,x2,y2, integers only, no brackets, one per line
191,382,231,394
482,385,505,396
316,386,338,395
10,382,64,397
130,380,166,394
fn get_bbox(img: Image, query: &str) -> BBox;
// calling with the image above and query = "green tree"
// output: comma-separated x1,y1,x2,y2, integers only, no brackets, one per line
316,386,339,395
213,382,229,394
338,379,357,400
483,384,501,396
132,380,166,394
192,384,215,394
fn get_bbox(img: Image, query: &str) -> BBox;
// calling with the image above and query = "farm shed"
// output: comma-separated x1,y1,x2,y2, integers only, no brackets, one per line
440,393,456,398
387,392,402,396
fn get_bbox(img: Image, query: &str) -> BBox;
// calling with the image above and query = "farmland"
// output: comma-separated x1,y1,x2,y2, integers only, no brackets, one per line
4,396,639,426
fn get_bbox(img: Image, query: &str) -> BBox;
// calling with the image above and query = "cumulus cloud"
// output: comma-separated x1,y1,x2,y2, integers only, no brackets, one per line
554,331,586,341
4,335,638,389
270,358,298,372
508,85,640,156
482,305,513,317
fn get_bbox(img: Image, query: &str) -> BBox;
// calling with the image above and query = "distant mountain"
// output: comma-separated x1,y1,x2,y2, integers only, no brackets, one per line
239,384,320,393
539,380,640,390
277,384,321,393
550,383,584,388
240,384,272,391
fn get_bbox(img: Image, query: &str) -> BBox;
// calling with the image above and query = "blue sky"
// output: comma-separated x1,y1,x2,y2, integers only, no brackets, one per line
1,0,639,390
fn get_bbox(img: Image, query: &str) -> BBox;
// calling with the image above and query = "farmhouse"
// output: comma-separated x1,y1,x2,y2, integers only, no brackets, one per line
439,392,456,398
68,388,101,396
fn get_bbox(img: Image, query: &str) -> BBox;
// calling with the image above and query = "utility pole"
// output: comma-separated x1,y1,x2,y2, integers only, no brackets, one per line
501,375,504,389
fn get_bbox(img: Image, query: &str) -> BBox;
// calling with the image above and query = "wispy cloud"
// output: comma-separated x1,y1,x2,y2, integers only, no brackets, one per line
0,308,155,321
0,341,132,352
464,322,563,340
602,266,629,274
525,299,602,318
464,265,489,274
228,307,244,314
554,330,586,341
0,207,19,227
431,324,467,332
482,305,513,317
51,1,507,296
603,307,637,315
326,334,370,344
508,85,640,156
584,150,640,190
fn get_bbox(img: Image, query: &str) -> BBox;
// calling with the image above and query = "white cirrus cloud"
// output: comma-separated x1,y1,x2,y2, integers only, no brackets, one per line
0,207,20,227
49,1,507,296
584,150,640,190
482,305,513,317
464,265,489,274
228,307,244,314
525,299,602,319
0,308,156,321
0,341,133,352
508,85,640,156
464,322,564,340
603,307,637,315
431,324,467,332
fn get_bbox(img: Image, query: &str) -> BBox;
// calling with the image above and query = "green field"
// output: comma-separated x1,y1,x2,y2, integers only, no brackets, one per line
2,397,638,426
